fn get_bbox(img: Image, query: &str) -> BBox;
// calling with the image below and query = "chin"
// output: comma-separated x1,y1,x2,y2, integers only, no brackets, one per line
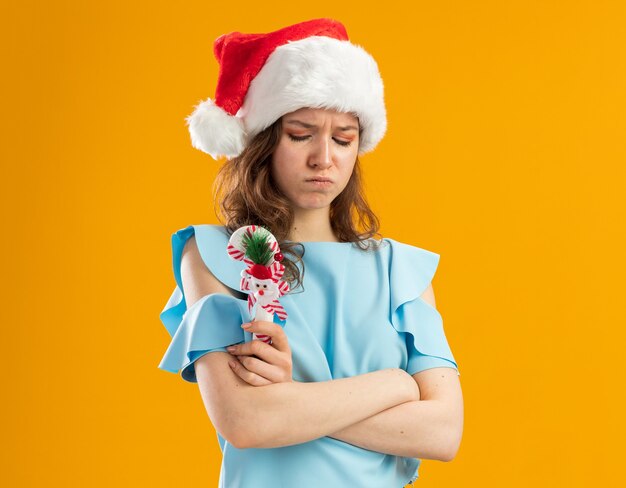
293,197,333,210
287,187,338,208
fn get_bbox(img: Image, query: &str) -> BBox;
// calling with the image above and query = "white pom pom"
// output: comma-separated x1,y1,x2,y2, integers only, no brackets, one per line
185,98,247,160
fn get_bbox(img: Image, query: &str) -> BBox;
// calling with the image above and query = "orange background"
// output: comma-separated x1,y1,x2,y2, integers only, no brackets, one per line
2,1,625,486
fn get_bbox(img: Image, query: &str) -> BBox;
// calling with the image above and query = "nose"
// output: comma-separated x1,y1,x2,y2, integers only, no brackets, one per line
308,136,333,168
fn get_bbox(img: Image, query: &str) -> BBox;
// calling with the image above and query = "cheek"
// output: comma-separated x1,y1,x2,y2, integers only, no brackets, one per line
340,159,357,181
270,154,295,191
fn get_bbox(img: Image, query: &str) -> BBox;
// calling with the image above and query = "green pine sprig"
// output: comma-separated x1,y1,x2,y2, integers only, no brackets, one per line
241,227,274,266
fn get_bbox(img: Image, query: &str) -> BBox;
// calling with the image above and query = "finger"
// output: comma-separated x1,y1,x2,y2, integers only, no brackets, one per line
226,340,284,369
242,320,290,353
236,355,290,384
228,338,285,366
228,357,272,386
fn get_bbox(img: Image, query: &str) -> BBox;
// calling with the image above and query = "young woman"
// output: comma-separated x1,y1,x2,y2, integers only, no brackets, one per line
159,18,463,487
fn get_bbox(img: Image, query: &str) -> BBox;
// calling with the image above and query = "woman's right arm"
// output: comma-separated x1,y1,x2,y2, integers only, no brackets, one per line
182,236,419,449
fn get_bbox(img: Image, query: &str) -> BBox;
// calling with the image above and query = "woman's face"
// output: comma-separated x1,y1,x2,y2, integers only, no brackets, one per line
270,107,360,211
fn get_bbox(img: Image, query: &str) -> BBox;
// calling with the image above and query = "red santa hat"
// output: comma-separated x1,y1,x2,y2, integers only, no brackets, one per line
185,18,387,160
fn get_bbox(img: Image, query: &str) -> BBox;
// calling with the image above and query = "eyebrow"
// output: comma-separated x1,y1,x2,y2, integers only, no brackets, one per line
284,119,359,132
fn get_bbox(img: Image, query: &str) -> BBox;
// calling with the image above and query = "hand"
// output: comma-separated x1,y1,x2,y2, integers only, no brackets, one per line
226,319,293,386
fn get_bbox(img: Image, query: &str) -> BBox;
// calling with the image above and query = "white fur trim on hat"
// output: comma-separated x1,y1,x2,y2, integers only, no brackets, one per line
237,36,386,155
186,36,386,160
185,98,247,159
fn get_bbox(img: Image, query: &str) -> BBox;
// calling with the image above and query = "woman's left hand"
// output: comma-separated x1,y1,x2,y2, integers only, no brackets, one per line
226,319,293,386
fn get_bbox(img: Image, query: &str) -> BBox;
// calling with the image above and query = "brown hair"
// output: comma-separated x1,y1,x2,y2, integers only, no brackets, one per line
211,116,383,293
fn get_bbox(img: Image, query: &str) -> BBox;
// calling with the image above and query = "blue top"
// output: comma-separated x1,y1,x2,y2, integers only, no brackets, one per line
158,224,460,487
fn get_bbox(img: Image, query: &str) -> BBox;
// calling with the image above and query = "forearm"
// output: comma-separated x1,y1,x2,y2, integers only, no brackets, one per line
235,368,417,449
327,399,460,461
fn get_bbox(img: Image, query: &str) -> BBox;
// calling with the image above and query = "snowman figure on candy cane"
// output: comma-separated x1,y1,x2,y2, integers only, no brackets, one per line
227,225,290,345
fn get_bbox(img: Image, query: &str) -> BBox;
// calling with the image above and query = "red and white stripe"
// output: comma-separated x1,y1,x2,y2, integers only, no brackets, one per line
254,333,272,344
277,280,290,297
261,300,288,321
270,261,285,282
247,293,257,314
227,243,245,261
240,275,251,292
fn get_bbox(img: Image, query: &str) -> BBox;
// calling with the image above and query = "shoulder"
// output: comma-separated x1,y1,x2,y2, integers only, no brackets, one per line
180,228,243,305
419,283,436,308
173,223,230,247
172,223,231,258
381,235,440,260
379,236,441,298
179,225,226,267
170,224,245,302
343,235,441,314
180,233,200,265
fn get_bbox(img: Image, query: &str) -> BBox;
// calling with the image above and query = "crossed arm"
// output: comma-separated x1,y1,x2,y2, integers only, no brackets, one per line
197,353,463,461
326,366,463,461
196,355,421,451
195,303,463,461
325,283,463,461
183,235,463,461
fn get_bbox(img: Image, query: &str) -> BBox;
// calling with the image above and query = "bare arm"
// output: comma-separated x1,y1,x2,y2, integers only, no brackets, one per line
181,236,419,449
327,367,464,461
197,352,419,449
326,285,464,461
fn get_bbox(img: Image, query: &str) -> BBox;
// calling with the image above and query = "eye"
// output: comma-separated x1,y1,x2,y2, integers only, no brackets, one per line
288,134,352,147
255,283,260,287
288,134,310,142
263,284,267,288
334,139,352,147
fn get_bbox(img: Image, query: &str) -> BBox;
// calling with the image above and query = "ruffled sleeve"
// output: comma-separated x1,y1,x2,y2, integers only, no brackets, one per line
158,224,250,383
386,238,460,377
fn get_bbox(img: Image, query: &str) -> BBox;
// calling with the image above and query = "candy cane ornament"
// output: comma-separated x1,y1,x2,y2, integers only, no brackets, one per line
226,225,290,344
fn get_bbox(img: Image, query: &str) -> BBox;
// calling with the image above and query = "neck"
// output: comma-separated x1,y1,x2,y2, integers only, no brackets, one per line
289,206,338,242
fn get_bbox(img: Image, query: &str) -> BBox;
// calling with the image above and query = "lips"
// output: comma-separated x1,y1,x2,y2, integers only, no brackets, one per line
306,177,333,182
